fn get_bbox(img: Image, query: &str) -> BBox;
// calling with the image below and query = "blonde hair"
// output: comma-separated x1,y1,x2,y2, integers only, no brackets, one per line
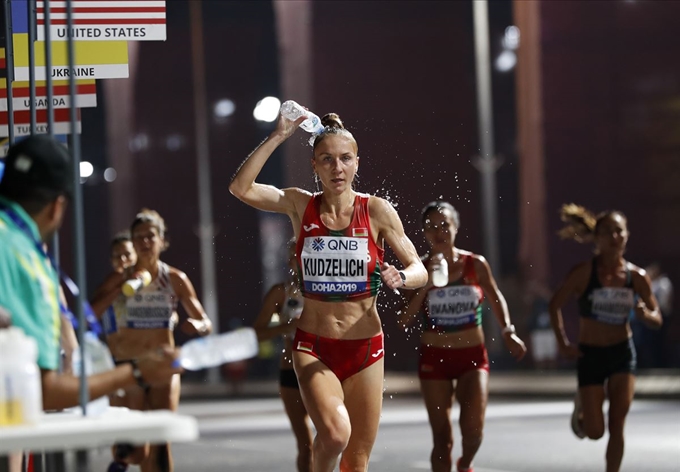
558,203,627,244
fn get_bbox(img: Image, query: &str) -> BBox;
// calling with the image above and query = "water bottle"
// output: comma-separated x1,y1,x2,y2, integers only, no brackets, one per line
285,297,304,320
121,270,152,297
280,100,324,134
179,327,259,371
0,327,43,425
71,331,115,415
72,331,116,377
431,253,449,288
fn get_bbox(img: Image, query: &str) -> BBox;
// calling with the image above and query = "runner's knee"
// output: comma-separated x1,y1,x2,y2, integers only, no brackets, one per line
459,415,484,443
608,415,627,436
431,421,454,451
317,419,351,456
584,423,605,440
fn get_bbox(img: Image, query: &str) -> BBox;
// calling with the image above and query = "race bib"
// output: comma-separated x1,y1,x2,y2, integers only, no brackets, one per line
301,236,369,295
125,292,174,329
590,287,634,325
427,285,482,327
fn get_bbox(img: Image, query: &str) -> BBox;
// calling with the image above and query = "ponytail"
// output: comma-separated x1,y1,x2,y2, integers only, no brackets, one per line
557,203,597,243
557,203,628,244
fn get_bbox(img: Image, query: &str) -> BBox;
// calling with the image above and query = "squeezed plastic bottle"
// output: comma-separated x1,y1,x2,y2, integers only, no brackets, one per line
431,253,449,288
72,331,116,377
0,327,42,425
280,100,324,134
285,297,304,320
121,270,152,297
179,327,259,371
71,331,115,415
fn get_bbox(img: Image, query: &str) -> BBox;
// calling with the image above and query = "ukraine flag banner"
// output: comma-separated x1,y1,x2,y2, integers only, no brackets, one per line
11,0,128,80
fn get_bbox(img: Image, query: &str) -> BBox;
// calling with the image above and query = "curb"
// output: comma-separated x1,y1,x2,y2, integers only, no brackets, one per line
180,370,680,400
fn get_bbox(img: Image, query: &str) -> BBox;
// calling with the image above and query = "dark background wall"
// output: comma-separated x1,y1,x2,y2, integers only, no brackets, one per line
70,0,680,373
540,1,680,351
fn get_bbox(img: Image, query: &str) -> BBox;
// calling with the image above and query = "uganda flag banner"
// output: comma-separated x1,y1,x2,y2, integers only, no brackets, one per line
0,79,97,111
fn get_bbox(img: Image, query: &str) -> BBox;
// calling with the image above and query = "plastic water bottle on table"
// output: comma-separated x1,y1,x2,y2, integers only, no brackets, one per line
0,327,42,425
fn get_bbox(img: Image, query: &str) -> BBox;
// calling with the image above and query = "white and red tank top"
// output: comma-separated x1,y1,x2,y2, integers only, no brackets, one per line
422,254,484,333
296,193,384,302
112,261,178,330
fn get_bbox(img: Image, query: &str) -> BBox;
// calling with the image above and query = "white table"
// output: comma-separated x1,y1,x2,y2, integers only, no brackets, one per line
0,407,198,471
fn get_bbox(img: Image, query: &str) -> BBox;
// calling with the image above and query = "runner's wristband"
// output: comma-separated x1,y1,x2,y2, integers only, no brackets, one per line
502,324,516,335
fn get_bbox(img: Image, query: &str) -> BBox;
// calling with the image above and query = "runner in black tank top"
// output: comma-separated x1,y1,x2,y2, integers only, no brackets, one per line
549,205,662,472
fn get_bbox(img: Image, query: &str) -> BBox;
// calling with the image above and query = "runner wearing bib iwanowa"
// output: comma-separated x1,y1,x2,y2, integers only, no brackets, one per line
296,193,384,302
418,254,489,380
109,261,178,360
422,254,484,333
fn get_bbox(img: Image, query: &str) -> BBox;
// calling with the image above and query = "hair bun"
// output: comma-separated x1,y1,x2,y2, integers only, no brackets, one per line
321,113,344,129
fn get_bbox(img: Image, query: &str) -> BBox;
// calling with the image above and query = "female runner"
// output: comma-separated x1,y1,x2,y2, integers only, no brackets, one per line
91,209,212,472
230,110,427,472
399,200,526,472
549,204,662,472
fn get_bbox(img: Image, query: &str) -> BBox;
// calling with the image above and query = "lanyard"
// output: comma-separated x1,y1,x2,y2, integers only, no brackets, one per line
1,204,102,335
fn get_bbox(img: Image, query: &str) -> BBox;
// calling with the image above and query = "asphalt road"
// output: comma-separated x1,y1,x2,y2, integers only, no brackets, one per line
89,396,680,471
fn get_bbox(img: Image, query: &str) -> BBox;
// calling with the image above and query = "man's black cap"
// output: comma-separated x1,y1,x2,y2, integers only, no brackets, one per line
0,135,73,199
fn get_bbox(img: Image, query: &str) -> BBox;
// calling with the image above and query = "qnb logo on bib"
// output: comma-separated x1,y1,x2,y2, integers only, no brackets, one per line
427,285,481,327
302,236,369,294
312,237,325,251
590,287,635,325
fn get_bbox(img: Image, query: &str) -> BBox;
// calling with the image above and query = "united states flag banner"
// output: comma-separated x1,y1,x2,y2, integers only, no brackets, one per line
37,0,166,42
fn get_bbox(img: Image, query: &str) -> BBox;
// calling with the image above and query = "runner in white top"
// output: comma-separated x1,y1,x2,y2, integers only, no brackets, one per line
91,209,212,472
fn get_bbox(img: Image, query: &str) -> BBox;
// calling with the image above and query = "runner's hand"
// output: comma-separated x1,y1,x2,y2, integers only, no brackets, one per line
272,113,307,140
380,262,404,290
503,332,527,361
180,317,212,336
558,340,582,360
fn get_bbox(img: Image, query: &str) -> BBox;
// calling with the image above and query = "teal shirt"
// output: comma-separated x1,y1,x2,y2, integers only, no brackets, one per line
0,195,61,370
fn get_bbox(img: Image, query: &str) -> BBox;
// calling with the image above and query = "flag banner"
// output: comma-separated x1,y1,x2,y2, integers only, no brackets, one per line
13,32,128,80
11,1,129,80
37,0,167,42
0,79,97,111
0,108,81,136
